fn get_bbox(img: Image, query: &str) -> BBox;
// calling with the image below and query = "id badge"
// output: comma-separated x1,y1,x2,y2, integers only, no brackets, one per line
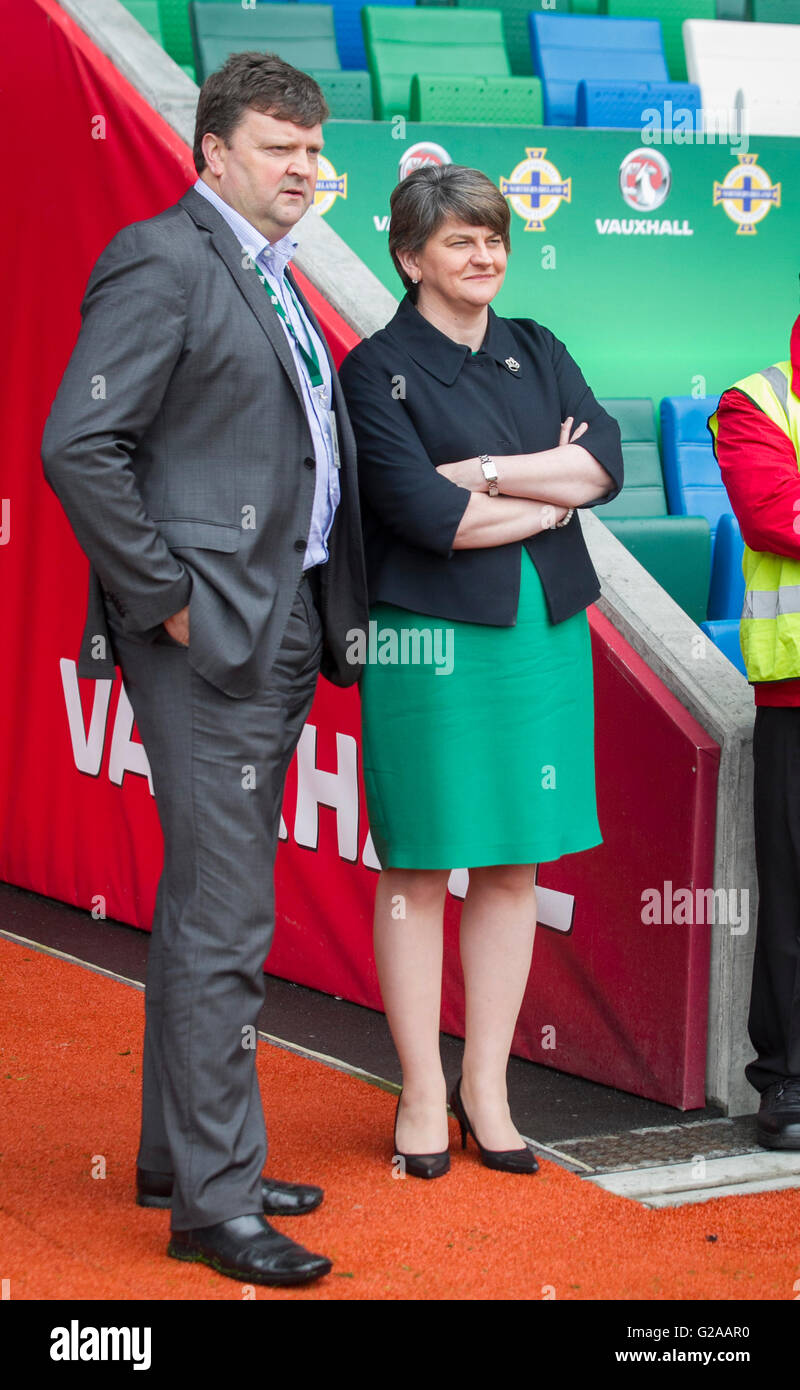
328,409,341,469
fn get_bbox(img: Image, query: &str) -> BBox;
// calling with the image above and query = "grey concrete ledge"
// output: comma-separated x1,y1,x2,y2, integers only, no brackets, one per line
56,0,759,1116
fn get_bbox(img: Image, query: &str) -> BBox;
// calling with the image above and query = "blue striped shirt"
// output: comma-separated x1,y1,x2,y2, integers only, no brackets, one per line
194,177,340,570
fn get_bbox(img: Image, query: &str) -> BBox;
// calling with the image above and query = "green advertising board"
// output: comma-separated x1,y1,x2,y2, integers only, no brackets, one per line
314,122,798,407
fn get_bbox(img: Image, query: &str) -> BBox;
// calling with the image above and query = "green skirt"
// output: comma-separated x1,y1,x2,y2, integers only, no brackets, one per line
359,549,602,870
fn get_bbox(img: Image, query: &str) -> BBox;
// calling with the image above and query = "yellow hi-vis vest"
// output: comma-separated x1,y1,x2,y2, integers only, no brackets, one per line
709,361,800,683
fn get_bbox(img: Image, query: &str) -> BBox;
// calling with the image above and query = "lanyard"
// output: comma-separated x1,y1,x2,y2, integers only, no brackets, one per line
255,265,324,389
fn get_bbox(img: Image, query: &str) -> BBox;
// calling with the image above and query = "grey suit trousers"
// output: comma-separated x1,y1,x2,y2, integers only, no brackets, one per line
106,574,322,1229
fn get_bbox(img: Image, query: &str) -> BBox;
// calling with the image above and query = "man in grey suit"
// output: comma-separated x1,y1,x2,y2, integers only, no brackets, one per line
42,52,368,1288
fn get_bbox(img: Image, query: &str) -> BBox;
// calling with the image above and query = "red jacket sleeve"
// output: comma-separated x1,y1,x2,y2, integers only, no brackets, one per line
712,388,800,559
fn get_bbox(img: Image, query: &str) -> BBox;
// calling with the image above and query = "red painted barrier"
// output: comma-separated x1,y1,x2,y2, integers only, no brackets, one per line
0,0,720,1107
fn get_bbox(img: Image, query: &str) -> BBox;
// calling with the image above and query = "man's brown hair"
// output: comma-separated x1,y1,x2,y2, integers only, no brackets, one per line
193,51,329,174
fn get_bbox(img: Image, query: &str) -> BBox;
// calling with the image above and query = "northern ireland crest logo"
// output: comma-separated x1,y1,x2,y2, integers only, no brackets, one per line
313,155,347,217
500,148,571,232
713,153,781,235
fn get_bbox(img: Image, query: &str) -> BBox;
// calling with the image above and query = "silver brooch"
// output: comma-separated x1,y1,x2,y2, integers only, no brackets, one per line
505,357,520,372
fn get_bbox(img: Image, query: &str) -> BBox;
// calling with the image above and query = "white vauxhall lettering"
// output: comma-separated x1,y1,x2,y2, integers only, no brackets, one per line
294,724,359,861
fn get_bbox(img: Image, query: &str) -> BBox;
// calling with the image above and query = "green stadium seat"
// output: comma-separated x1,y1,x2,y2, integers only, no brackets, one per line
160,0,311,81
121,0,163,44
598,398,712,622
157,0,194,69
604,517,712,624
409,72,543,122
362,5,510,119
309,69,373,117
572,0,603,10
190,2,338,83
716,0,749,17
597,398,669,518
603,1,717,81
753,0,800,19
457,0,570,76
187,1,371,113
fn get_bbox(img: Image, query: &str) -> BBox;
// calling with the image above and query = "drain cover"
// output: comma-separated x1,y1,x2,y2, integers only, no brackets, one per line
551,1115,760,1173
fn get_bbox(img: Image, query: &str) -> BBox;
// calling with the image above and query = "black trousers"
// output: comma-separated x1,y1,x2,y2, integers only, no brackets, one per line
745,706,800,1091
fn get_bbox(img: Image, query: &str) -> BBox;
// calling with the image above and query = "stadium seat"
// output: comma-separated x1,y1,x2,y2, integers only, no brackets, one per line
410,73,543,123
597,398,668,517
456,0,570,76
121,0,163,44
603,1,716,83
716,0,749,16
604,517,712,625
362,5,510,120
157,0,195,71
160,0,305,80
596,399,712,622
753,0,800,20
660,396,729,544
529,14,669,125
300,0,412,71
684,18,800,135
701,619,747,675
308,70,373,118
576,78,701,127
188,2,371,114
706,511,745,621
191,1,338,82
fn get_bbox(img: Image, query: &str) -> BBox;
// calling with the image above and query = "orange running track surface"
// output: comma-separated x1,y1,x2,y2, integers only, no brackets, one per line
0,934,797,1302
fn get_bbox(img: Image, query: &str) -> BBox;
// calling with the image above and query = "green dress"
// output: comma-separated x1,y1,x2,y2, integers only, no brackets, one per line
359,546,602,870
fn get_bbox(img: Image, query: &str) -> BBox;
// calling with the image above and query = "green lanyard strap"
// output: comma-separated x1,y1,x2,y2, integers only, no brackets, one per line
255,267,324,389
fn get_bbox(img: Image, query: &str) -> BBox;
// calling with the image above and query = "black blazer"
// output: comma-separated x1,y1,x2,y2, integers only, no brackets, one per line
338,294,623,626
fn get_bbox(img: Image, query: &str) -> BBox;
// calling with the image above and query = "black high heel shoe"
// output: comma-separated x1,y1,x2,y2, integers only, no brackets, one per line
392,1091,450,1179
449,1076,539,1174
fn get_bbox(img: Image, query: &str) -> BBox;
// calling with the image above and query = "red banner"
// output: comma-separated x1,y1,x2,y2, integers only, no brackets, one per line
0,0,720,1107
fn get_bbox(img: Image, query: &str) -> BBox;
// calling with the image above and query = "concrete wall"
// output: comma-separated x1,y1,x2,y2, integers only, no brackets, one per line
55,0,759,1115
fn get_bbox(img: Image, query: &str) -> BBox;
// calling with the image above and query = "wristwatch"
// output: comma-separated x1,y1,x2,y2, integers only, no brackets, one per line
479,453,499,496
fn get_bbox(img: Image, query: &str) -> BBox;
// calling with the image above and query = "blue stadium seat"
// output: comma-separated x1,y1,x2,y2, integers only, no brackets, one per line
576,78,701,128
660,395,727,544
707,511,745,622
701,619,747,676
529,13,669,125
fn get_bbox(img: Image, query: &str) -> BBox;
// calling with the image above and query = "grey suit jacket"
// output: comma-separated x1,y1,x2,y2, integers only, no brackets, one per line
41,187,368,699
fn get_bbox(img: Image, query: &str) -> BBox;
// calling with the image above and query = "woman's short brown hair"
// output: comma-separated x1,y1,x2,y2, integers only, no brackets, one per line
388,164,511,298
193,51,329,174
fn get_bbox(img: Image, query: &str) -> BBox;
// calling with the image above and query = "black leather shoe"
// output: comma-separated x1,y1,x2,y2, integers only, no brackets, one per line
449,1077,539,1174
392,1091,450,1179
136,1168,324,1215
167,1213,332,1287
756,1077,800,1149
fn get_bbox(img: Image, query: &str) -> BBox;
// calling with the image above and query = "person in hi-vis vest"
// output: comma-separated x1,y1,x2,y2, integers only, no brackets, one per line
709,310,800,1149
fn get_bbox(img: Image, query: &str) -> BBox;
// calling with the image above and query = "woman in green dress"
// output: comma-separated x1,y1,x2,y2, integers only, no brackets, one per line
338,165,623,1178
